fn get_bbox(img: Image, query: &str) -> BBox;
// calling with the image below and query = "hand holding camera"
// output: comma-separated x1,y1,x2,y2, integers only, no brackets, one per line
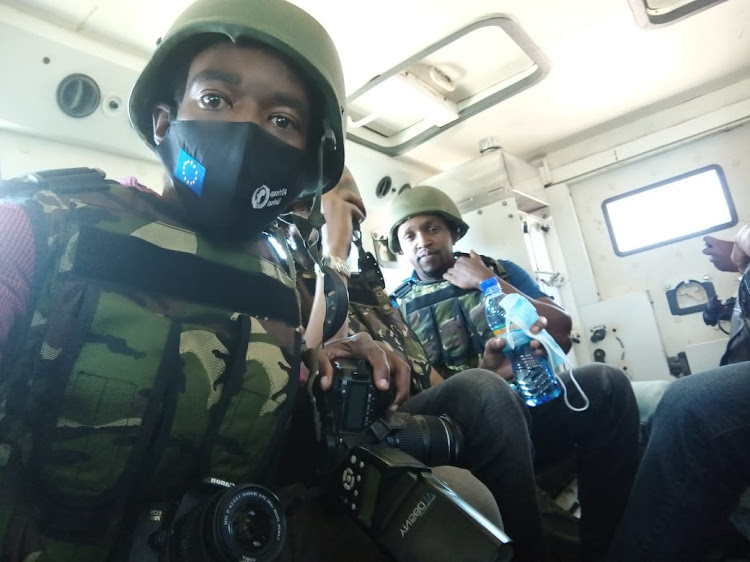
315,332,411,411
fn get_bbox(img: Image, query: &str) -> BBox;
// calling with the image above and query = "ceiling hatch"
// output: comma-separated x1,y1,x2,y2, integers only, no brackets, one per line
345,15,550,157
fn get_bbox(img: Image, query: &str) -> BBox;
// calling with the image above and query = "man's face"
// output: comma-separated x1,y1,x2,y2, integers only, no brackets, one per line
397,214,456,281
157,41,311,150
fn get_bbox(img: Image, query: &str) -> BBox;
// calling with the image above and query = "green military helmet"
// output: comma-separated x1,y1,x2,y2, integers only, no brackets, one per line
128,0,346,195
387,185,469,254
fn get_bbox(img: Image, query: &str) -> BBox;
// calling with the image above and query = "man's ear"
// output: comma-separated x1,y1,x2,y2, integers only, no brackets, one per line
152,103,172,145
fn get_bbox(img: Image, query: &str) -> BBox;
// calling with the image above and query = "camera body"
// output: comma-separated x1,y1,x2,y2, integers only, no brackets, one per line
324,358,395,434
311,357,514,562
128,478,286,562
338,443,514,562
312,358,462,468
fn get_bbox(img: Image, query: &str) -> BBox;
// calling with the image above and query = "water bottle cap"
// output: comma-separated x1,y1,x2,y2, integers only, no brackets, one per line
479,277,500,293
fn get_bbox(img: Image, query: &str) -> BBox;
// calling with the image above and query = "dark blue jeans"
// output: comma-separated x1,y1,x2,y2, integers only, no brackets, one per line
402,369,545,562
609,361,750,562
530,364,640,561
404,364,639,562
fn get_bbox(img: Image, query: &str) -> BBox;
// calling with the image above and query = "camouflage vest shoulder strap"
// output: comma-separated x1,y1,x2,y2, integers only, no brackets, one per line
295,245,432,394
0,169,301,562
347,249,432,393
392,255,506,378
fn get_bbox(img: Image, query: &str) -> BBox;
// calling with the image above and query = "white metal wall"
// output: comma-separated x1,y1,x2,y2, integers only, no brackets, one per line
562,122,750,375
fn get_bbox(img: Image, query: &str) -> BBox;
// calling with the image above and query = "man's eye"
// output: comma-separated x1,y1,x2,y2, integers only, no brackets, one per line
200,93,228,109
272,115,296,130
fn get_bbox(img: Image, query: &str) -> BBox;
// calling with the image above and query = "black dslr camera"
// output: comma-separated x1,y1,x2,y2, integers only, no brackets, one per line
128,478,286,562
310,358,514,562
313,358,463,468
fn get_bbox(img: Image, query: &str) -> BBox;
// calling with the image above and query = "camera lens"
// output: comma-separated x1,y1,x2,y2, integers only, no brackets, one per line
385,414,463,466
230,498,273,552
172,484,286,562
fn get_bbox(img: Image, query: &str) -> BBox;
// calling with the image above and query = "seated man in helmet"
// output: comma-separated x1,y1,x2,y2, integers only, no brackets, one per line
0,1,411,560
386,185,641,562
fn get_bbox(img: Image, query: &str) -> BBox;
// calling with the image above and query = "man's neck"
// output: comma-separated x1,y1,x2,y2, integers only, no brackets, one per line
412,254,455,283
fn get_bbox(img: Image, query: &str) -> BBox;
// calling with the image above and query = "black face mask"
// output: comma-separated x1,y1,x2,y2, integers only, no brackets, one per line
155,120,309,239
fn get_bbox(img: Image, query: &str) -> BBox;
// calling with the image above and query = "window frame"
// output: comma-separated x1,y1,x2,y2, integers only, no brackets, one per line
602,164,737,257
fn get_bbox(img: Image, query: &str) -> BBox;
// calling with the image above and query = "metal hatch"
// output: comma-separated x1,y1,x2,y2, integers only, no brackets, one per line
346,14,550,157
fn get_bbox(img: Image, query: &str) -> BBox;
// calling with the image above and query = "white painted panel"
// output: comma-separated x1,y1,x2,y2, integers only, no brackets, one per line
455,197,533,273
0,22,151,162
0,131,165,191
545,183,600,306
569,123,750,357
684,339,729,374
577,291,672,381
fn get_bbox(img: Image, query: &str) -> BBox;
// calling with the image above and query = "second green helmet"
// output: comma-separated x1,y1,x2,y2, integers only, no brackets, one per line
128,0,346,196
387,185,469,254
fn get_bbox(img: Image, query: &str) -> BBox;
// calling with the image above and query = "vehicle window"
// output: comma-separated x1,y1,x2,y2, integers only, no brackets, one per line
602,164,736,256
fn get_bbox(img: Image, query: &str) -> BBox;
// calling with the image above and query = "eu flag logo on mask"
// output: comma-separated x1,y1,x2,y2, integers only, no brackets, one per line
175,149,206,195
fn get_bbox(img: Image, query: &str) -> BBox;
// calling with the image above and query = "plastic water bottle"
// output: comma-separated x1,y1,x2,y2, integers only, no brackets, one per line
480,277,561,407
480,276,508,338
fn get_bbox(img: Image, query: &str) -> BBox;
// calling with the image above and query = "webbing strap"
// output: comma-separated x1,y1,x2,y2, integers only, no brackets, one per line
72,226,300,326
401,283,477,316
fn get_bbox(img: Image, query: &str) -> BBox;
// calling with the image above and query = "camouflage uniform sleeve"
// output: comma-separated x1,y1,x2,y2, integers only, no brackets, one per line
0,202,35,367
347,302,432,394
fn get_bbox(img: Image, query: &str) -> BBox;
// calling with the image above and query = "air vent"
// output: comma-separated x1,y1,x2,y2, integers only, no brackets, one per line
56,73,101,118
376,176,393,198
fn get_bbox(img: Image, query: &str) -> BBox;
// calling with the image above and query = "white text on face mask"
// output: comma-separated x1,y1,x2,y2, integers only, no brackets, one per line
251,185,288,209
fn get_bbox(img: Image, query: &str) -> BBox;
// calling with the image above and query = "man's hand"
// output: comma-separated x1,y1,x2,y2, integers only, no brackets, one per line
479,316,549,380
314,332,410,410
479,337,514,380
443,249,493,290
703,235,738,272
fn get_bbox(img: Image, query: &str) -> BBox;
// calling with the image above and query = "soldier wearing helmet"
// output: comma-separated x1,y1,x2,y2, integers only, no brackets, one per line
0,1,409,560
388,184,572,356
387,185,641,561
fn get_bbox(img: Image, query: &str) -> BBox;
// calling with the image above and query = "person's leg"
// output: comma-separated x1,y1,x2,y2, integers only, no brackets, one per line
609,362,750,562
530,363,640,562
401,369,546,562
631,379,672,451
432,466,503,529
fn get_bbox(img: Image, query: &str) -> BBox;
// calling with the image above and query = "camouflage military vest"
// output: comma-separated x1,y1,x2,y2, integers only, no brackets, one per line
0,169,301,561
392,255,507,378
